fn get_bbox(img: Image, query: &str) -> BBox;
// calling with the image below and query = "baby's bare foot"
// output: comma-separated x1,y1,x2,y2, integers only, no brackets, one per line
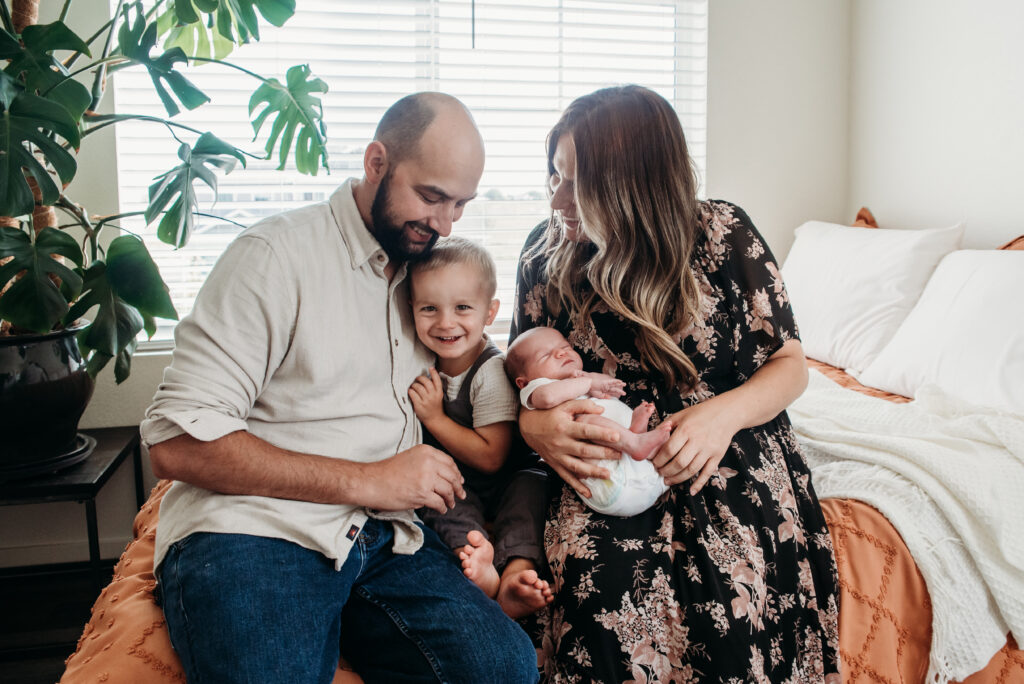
627,422,673,461
630,401,657,433
458,530,500,598
497,566,554,619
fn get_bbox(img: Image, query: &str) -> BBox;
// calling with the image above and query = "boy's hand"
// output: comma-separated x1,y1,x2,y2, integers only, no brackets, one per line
585,373,625,399
409,368,446,424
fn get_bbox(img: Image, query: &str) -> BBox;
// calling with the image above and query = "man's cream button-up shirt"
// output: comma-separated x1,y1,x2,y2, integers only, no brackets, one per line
142,179,434,571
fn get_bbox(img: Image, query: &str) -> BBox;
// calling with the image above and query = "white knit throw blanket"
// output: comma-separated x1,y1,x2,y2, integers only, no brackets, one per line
789,370,1024,683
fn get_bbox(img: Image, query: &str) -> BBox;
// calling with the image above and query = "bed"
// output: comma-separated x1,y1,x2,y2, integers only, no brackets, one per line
59,213,1023,683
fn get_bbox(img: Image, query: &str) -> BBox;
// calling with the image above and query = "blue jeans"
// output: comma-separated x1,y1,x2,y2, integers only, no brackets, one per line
158,520,538,684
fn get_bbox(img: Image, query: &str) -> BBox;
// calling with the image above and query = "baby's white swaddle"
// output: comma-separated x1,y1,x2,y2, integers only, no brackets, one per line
521,379,668,516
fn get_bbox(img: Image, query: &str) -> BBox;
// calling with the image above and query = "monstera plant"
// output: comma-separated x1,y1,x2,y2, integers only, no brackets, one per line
0,0,328,383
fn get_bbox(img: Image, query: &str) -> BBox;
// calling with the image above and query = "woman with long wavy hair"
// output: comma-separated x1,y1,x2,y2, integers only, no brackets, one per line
511,85,841,682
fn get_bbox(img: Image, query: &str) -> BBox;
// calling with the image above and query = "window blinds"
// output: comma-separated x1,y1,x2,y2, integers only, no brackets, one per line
112,0,708,343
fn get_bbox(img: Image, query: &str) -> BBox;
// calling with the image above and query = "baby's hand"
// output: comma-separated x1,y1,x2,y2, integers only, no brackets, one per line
586,373,626,399
408,368,446,424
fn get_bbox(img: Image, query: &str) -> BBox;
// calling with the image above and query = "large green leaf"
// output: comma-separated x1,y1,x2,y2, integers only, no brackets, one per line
117,4,210,117
0,68,20,110
161,0,293,54
104,235,178,320
3,22,91,95
207,0,293,44
113,338,138,384
82,337,137,384
145,132,246,247
0,87,81,217
0,29,22,59
0,226,84,332
1,22,92,129
249,64,328,175
159,5,235,61
68,262,144,360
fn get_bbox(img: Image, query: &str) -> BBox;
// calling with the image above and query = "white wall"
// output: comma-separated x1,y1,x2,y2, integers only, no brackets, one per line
706,1,851,259
847,0,1024,247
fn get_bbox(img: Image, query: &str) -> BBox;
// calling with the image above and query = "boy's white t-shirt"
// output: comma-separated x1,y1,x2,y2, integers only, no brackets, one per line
440,354,518,427
519,377,668,517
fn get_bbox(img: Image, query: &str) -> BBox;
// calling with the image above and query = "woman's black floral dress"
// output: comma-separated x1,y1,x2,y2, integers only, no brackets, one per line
511,201,841,684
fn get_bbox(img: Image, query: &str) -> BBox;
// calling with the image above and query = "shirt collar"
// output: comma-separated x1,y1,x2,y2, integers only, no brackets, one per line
329,178,394,272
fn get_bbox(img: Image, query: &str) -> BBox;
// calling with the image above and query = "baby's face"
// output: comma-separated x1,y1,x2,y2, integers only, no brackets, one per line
517,328,583,383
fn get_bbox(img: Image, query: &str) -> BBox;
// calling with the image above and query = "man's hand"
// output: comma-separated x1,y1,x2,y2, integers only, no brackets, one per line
359,444,466,514
408,369,446,425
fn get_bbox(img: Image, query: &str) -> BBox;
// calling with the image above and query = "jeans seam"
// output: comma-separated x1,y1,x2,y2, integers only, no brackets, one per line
168,540,204,684
353,585,446,683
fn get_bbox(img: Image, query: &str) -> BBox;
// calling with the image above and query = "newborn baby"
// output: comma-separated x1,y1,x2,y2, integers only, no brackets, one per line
505,327,670,516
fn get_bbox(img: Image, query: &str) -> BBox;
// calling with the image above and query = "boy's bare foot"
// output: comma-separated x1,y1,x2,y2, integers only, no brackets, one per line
626,421,673,461
497,558,554,618
458,530,500,598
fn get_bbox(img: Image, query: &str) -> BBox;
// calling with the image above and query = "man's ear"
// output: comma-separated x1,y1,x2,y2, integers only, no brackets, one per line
363,141,389,183
485,298,500,326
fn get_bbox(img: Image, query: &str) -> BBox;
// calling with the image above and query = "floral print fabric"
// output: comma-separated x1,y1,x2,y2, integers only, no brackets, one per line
511,201,841,683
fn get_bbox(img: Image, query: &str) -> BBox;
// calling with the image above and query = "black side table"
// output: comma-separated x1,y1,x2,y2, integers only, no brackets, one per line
0,426,144,589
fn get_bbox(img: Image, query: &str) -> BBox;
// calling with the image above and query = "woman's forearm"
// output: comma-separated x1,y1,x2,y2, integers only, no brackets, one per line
713,339,808,433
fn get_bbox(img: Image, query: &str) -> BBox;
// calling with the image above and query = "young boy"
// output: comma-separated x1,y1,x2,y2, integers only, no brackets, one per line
408,236,552,618
504,326,672,517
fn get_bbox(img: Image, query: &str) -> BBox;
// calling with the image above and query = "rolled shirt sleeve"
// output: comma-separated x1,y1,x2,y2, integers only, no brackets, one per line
141,233,294,448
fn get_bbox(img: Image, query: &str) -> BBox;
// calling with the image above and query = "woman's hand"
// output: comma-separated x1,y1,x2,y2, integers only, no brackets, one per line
519,399,620,498
652,397,740,494
653,339,808,495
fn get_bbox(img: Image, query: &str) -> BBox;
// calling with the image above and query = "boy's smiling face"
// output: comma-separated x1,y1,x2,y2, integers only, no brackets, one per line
410,261,500,376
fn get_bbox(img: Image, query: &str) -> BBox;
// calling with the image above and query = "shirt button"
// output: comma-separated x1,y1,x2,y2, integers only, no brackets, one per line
394,339,399,346
377,254,385,261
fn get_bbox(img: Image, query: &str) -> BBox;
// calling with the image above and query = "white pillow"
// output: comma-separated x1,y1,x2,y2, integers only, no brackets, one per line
858,250,1024,415
782,220,964,373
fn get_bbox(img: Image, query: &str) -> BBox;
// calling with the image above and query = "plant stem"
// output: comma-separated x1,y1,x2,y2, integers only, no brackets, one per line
59,0,72,23
61,55,127,86
89,0,127,110
97,210,248,233
64,0,170,70
77,113,202,147
78,113,263,161
55,197,98,261
191,57,273,85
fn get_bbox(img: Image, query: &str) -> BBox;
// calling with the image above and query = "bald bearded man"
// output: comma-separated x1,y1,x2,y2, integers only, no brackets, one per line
143,93,538,684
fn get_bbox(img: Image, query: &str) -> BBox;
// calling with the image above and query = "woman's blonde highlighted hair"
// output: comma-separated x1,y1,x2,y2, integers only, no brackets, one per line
529,85,703,390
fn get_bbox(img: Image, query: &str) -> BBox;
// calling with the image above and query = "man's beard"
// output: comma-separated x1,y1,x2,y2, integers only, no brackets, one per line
369,172,438,264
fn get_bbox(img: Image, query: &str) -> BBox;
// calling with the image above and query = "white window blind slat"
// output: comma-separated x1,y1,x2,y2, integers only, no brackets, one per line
112,0,708,343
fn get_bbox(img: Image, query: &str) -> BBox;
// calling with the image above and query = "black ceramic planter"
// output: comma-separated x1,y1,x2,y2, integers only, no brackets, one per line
0,323,95,478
